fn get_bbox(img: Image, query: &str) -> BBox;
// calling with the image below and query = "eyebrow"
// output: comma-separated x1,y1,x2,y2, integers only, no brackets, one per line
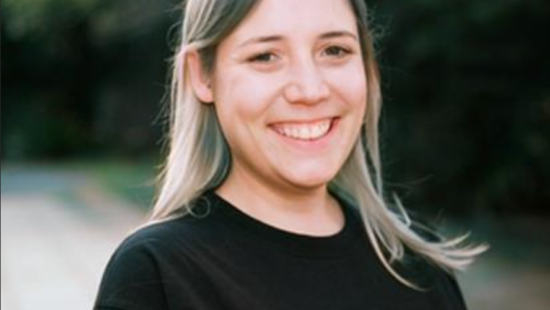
238,30,358,48
319,31,358,41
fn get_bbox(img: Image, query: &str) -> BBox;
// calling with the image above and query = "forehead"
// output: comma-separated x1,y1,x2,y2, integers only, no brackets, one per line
227,0,357,44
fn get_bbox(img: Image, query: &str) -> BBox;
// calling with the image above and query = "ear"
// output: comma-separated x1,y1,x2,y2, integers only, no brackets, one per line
186,49,214,103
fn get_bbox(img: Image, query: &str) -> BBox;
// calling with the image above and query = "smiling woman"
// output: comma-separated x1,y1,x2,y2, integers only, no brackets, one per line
93,0,486,309
193,0,368,224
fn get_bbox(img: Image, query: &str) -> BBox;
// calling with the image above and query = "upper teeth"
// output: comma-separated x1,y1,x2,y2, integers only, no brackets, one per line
272,119,332,140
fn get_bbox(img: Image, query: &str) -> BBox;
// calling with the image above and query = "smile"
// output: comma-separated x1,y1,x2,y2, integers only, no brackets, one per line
270,118,336,141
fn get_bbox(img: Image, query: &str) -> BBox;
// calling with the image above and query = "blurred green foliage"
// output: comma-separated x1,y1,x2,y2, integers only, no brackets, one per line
2,0,178,158
371,0,549,216
2,0,549,216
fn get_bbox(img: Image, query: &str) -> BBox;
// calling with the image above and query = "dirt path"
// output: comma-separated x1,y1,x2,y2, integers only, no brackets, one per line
1,166,145,310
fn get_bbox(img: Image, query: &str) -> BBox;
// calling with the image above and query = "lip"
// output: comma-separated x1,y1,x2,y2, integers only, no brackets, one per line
269,117,340,152
269,116,337,126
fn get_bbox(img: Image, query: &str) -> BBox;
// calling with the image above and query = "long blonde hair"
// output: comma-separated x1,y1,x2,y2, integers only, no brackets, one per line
149,0,487,288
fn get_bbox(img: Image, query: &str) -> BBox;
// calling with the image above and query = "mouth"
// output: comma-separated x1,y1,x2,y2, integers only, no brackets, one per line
269,117,339,142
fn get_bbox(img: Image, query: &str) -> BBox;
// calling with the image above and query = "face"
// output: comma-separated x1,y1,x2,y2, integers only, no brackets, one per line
206,0,367,194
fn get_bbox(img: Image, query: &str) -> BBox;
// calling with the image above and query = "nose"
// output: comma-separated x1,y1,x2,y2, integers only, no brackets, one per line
283,57,330,105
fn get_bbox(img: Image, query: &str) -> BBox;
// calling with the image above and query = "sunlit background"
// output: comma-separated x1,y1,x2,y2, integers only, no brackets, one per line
2,0,549,309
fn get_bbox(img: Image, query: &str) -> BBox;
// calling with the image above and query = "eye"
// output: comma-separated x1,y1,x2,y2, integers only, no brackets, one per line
248,52,276,63
323,45,352,58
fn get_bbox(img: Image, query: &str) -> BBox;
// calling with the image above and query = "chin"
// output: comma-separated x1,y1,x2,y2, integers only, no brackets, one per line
284,169,338,191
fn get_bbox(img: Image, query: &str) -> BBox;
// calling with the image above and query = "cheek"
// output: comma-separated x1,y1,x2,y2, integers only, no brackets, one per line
214,70,278,122
213,69,283,151
327,62,367,110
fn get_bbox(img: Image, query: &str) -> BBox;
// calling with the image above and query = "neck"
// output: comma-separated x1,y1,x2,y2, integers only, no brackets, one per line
215,164,344,236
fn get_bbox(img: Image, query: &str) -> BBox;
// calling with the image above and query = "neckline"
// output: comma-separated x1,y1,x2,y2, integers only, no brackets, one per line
203,190,363,259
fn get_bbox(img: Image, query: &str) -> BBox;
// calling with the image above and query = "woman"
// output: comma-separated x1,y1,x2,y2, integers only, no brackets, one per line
94,0,486,309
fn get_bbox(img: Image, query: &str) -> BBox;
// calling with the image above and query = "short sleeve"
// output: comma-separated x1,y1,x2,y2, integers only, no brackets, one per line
93,237,169,310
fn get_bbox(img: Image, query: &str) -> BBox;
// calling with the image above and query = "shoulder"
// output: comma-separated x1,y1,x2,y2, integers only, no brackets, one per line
93,221,178,309
104,217,197,265
394,249,467,308
101,210,220,274
113,196,226,253
94,214,216,309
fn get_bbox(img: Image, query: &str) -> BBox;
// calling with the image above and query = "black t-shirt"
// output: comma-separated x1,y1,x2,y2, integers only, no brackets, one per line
94,191,467,310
